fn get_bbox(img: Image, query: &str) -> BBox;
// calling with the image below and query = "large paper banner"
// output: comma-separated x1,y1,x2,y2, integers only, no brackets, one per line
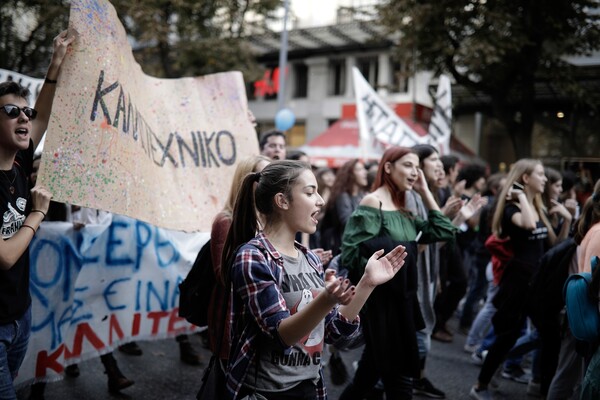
39,0,259,232
14,215,208,386
353,67,432,155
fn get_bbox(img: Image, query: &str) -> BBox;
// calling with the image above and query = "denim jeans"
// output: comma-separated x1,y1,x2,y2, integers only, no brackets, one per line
416,329,431,360
0,306,31,400
466,282,498,348
460,257,490,329
505,326,540,376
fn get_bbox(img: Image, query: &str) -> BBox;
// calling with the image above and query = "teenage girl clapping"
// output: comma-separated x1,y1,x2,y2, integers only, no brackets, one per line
221,160,407,400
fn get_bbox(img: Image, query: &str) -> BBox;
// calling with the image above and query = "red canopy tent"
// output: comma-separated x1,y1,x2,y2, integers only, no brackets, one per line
300,119,478,168
300,117,430,168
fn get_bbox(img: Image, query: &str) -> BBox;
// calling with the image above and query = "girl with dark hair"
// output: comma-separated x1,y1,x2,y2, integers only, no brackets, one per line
220,160,407,400
208,155,270,362
338,147,456,400
543,167,577,239
314,167,335,206
409,145,484,397
320,159,368,255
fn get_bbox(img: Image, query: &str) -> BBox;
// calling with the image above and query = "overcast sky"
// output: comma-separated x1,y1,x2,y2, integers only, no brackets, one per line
290,0,358,28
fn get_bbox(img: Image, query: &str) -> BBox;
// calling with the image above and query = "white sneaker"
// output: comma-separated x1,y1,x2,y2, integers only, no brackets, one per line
469,386,495,400
464,343,479,353
471,350,488,365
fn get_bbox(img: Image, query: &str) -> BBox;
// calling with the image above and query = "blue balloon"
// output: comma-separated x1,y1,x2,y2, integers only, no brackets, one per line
275,108,296,131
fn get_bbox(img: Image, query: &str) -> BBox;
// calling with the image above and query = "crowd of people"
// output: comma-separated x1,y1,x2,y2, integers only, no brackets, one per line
202,127,599,400
1,29,600,400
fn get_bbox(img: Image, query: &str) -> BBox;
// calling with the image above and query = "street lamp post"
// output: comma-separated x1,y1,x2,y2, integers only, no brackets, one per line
277,0,290,112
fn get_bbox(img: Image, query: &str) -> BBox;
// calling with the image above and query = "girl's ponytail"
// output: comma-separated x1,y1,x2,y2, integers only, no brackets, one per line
220,160,311,283
221,172,260,283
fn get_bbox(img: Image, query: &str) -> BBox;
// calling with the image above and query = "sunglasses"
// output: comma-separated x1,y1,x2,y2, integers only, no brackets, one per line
0,104,38,120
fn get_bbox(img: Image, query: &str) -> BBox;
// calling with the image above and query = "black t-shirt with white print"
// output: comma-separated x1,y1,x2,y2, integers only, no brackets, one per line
0,140,33,323
502,203,548,266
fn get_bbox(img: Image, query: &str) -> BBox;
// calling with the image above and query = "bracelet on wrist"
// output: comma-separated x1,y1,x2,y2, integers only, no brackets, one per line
45,77,57,84
21,224,37,235
31,209,47,218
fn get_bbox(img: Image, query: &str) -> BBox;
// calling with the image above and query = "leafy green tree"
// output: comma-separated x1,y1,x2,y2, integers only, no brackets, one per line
1,0,280,81
379,0,600,158
112,0,280,80
0,1,69,76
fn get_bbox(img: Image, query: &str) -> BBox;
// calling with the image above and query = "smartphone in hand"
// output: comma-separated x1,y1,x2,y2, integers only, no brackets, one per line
512,182,524,191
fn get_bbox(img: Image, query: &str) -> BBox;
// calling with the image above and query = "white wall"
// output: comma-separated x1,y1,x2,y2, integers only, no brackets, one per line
249,50,435,143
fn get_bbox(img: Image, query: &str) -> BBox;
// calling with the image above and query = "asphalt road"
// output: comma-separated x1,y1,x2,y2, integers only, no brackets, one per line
17,317,533,400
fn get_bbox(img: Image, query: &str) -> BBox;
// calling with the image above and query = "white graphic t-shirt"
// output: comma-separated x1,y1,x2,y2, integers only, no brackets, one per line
245,251,324,392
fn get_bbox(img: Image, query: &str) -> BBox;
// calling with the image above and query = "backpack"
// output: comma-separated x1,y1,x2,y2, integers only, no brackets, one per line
563,255,600,343
178,239,214,327
528,238,576,331
484,233,513,284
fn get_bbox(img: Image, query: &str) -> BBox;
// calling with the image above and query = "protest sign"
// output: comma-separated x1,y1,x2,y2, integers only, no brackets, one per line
353,66,431,156
15,215,206,385
39,0,259,232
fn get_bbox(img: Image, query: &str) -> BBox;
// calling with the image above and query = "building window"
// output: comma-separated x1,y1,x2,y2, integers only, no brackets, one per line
293,63,308,98
390,59,409,93
328,59,346,96
357,56,378,87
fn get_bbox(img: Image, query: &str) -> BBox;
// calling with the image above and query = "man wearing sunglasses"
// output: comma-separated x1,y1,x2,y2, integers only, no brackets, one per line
0,29,74,399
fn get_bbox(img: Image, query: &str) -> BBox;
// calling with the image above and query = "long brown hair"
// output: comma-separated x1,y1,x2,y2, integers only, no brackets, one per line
325,159,364,214
491,159,550,236
223,155,271,216
221,160,311,283
372,146,414,210
542,167,562,209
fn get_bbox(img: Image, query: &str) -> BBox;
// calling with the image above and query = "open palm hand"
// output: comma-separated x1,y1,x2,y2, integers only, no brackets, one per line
459,193,486,221
362,245,407,287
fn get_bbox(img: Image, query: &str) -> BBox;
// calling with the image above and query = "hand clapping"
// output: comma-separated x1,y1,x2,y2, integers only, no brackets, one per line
362,245,408,288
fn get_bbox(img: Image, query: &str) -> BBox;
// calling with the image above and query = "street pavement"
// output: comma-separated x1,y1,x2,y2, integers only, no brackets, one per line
17,317,533,400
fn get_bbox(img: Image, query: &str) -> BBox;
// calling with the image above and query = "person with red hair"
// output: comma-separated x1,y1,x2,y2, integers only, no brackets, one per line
339,147,457,400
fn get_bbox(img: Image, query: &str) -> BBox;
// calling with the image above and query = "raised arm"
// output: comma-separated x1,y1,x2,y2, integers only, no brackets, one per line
32,29,76,149
413,168,441,212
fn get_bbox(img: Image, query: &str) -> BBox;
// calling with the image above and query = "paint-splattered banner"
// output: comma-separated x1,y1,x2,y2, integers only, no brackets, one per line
14,216,207,386
39,0,259,232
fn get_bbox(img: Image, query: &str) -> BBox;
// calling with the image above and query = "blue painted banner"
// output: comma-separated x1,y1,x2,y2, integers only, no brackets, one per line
15,215,208,385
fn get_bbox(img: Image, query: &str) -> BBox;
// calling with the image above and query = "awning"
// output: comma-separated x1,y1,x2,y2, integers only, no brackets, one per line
300,118,477,168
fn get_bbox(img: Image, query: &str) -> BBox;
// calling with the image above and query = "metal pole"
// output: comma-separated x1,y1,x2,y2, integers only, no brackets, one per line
277,0,290,112
411,44,417,122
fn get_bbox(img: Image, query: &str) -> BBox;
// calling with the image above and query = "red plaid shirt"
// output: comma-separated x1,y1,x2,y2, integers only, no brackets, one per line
224,233,360,399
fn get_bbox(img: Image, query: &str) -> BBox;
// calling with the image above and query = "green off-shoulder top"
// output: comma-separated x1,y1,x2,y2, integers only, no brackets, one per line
341,205,457,275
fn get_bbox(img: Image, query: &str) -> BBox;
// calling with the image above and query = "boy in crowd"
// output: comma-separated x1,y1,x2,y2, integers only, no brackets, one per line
0,30,74,399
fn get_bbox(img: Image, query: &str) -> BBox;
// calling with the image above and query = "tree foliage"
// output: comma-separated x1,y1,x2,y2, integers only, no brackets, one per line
0,1,70,76
111,0,280,79
0,0,280,81
379,0,600,158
